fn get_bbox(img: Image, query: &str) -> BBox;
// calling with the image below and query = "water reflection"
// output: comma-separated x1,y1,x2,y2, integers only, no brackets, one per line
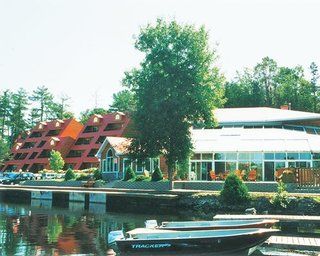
0,199,319,256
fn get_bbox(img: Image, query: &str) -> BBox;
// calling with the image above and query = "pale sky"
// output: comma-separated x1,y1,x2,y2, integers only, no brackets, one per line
0,0,320,116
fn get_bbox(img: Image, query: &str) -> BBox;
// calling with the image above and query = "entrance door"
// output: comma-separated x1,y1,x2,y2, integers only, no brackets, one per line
201,162,212,180
264,162,274,181
191,162,201,180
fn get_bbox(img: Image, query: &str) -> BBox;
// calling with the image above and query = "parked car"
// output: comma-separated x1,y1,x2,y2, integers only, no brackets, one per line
41,173,57,180
1,172,35,185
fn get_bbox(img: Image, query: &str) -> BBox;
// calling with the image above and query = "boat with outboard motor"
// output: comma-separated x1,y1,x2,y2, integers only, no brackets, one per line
110,227,279,255
145,219,279,231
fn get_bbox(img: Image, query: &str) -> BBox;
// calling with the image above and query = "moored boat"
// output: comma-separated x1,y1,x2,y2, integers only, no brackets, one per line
113,227,279,255
145,219,279,231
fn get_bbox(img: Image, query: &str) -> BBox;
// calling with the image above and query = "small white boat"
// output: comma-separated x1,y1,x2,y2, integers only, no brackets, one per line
145,219,279,231
112,227,279,255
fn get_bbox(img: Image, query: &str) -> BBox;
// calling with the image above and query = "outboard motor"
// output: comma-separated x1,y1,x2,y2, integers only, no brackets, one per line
108,230,124,244
145,219,158,229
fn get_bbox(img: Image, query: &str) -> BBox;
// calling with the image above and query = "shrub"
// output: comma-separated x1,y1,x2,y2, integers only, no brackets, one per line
220,173,250,205
151,166,163,181
76,174,90,181
281,169,296,183
93,168,102,180
123,166,136,181
65,168,76,181
49,150,65,172
271,181,289,209
135,175,150,182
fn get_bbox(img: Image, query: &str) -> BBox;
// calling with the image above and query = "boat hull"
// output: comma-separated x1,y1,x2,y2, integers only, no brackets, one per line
116,230,275,255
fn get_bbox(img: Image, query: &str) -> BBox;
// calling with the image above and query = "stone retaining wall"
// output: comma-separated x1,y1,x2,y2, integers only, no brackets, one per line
174,181,298,193
111,181,170,191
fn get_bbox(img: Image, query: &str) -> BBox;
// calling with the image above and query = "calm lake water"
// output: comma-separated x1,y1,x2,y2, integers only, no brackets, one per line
0,198,319,256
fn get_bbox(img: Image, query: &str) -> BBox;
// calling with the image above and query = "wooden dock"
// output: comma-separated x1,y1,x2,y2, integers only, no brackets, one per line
264,235,320,251
0,185,178,199
213,214,320,223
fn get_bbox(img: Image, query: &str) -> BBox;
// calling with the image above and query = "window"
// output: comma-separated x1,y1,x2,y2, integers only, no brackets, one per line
37,141,46,148
275,153,286,160
191,153,201,160
83,126,99,133
226,153,237,160
202,153,213,160
105,149,118,172
313,153,320,160
137,160,143,172
75,137,92,145
300,153,311,160
67,150,83,158
87,149,98,157
30,131,42,138
96,136,106,144
104,123,123,131
287,153,299,160
123,159,132,172
38,150,51,158
214,153,225,160
29,152,38,159
14,153,28,160
264,153,274,160
21,142,36,149
46,130,60,136
22,164,29,171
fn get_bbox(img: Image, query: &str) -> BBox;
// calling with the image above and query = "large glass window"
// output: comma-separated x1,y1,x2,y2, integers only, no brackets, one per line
264,153,274,160
123,159,132,172
214,153,225,160
202,153,213,160
106,149,115,172
275,153,286,160
287,153,299,160
300,153,311,160
214,162,225,177
201,162,212,180
191,162,201,180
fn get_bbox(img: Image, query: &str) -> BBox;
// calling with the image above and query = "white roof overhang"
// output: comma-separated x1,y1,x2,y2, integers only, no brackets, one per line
192,128,320,153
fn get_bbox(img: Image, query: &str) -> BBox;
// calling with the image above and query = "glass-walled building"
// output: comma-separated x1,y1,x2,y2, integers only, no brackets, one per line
190,107,320,182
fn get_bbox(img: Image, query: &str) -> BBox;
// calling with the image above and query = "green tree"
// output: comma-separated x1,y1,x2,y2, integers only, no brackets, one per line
79,107,108,124
254,57,278,106
9,89,29,145
0,138,10,168
29,86,55,122
109,89,136,113
52,94,74,119
220,173,250,205
151,166,163,181
310,62,319,112
124,19,225,184
0,90,12,139
49,150,65,171
123,166,136,181
271,181,289,209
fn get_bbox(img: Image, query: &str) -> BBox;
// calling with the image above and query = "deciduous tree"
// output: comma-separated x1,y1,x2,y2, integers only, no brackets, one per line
49,150,65,171
109,90,136,113
124,19,225,184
